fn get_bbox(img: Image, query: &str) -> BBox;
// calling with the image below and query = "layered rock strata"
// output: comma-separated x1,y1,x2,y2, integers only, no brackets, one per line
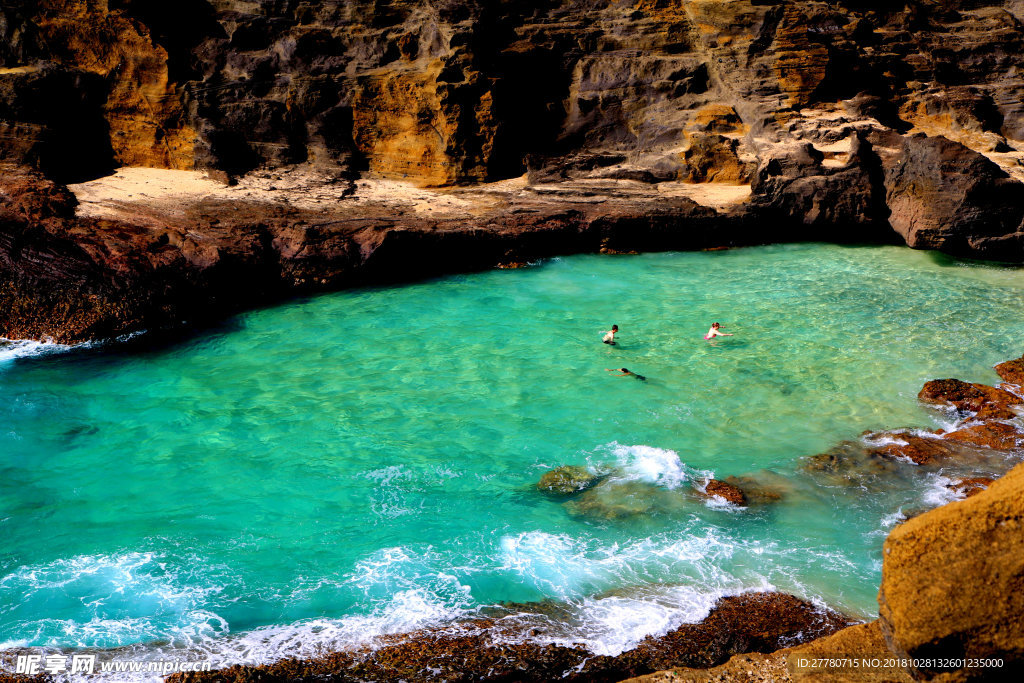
2,1,1024,341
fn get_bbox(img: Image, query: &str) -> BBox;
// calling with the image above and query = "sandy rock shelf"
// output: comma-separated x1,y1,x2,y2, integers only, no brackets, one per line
68,167,753,224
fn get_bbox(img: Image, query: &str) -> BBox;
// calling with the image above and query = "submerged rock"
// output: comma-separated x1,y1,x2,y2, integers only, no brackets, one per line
723,474,787,505
536,466,601,495
563,479,657,520
804,440,902,483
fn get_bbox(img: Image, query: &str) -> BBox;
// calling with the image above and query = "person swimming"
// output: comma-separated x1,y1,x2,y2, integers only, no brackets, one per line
704,322,733,340
606,367,646,381
602,325,619,345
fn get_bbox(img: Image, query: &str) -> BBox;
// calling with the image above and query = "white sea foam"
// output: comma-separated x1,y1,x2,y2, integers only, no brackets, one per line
921,472,965,507
0,552,228,649
0,528,861,682
0,338,77,363
0,331,144,366
879,509,908,529
600,442,712,489
860,431,909,448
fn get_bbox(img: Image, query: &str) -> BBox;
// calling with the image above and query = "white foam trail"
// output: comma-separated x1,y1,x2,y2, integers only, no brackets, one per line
0,331,145,366
860,431,909,448
1,525,869,680
0,338,77,363
603,443,712,489
0,552,228,649
879,509,907,529
921,472,965,507
541,584,759,656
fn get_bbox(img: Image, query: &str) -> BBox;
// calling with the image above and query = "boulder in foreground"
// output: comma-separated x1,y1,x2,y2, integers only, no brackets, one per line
879,462,1024,679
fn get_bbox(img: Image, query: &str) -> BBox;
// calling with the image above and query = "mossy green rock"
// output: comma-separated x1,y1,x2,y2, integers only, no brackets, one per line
536,466,599,494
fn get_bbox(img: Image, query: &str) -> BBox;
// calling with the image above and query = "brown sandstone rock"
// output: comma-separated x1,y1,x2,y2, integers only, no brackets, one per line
994,354,1024,385
865,431,956,466
879,461,1024,679
702,479,748,507
885,135,1024,259
918,378,1022,417
941,422,1022,451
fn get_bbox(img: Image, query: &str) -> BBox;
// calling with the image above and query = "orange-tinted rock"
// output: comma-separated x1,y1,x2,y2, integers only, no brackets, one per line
865,431,956,465
945,477,995,498
351,61,498,186
702,479,748,506
27,0,195,172
690,104,746,135
918,378,1022,415
879,462,1024,679
995,355,1024,385
942,422,1022,450
680,134,754,184
771,5,831,108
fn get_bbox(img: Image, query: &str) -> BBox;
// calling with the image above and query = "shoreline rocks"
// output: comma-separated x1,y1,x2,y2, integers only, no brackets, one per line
163,592,851,683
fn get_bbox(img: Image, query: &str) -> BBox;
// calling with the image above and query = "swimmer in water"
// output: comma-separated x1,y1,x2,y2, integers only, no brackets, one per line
602,325,619,345
606,367,646,381
704,322,733,341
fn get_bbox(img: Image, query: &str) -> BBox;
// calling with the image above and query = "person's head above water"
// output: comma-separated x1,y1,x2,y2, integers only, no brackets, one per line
611,325,618,331
712,322,720,329
620,368,629,373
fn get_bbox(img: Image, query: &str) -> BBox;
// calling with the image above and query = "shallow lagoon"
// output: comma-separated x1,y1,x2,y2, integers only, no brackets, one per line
2,243,1024,665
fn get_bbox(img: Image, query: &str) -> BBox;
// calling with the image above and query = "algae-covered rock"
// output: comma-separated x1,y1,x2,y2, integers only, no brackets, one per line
723,474,786,505
536,466,600,495
563,480,656,519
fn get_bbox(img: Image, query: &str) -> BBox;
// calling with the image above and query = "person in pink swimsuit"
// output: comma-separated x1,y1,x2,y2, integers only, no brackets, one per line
704,322,733,340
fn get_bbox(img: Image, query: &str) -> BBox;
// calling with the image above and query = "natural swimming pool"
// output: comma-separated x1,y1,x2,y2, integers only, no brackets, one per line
2,243,1023,667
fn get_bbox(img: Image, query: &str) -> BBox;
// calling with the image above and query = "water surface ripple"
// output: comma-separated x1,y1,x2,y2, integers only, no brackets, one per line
2,244,1024,668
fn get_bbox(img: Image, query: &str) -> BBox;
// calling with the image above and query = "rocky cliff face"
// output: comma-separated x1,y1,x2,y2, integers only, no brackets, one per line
3,0,1022,183
1,0,1024,340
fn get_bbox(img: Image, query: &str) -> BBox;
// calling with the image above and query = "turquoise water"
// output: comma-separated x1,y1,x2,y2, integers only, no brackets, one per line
2,243,1024,667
